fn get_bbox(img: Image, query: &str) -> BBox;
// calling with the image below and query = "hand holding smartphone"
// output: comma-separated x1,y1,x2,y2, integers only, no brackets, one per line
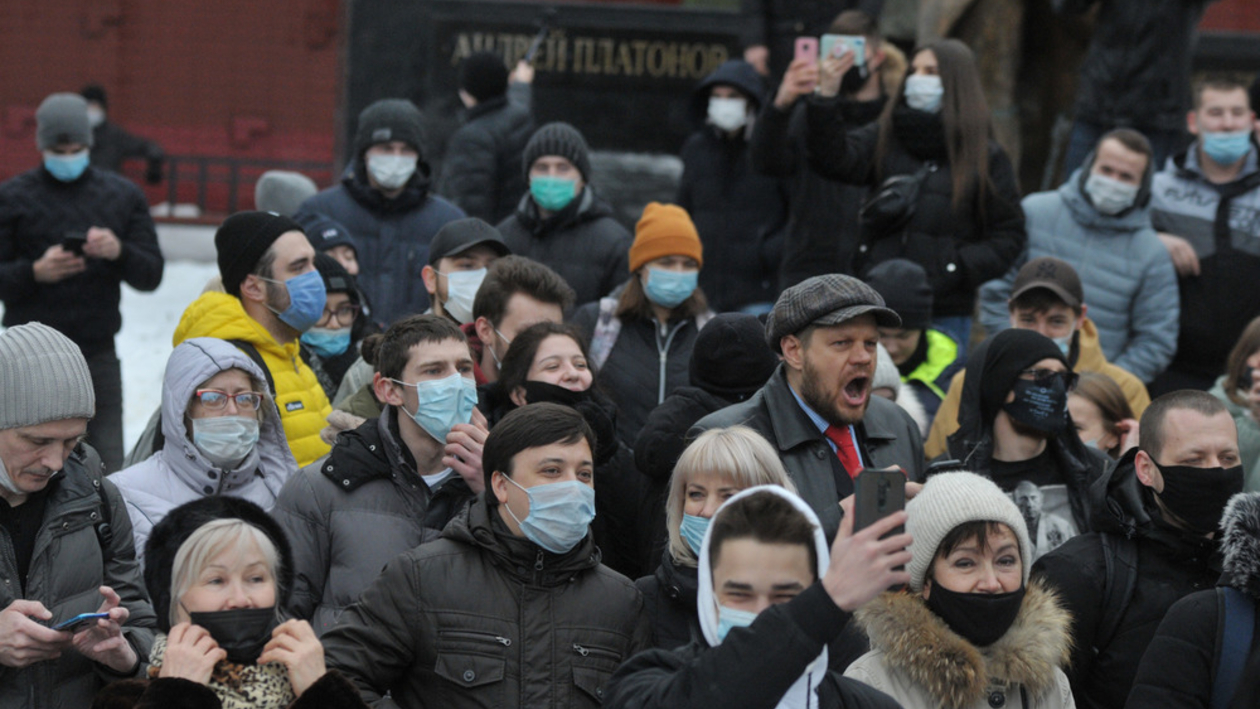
61,231,87,256
853,466,907,537
51,612,110,633
794,37,819,66
821,34,866,66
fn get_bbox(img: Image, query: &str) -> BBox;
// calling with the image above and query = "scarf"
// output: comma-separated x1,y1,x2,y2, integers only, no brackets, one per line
891,105,949,163
149,634,297,709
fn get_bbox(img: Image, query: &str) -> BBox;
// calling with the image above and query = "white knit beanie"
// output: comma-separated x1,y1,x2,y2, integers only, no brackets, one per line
872,342,901,396
0,323,95,429
905,472,1033,592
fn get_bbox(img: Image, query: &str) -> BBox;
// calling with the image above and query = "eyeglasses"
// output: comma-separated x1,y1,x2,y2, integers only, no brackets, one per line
193,389,264,411
320,303,361,326
1018,368,1078,390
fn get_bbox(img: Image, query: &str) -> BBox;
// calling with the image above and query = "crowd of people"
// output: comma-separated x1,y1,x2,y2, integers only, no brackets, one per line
3,5,1260,708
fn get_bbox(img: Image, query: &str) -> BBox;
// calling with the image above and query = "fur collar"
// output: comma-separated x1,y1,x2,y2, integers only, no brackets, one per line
856,579,1071,709
1221,492,1260,597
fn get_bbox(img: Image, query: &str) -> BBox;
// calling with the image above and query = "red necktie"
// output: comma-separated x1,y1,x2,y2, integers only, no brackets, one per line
824,425,863,480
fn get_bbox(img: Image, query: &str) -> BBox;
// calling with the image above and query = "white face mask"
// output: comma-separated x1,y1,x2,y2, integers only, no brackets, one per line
439,268,486,324
1083,172,1140,216
191,416,260,470
86,107,105,128
707,96,748,132
904,74,944,113
0,456,21,495
367,153,417,190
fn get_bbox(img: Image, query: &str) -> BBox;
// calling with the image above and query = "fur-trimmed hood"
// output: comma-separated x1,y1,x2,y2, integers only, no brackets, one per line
854,579,1072,709
1221,492,1260,598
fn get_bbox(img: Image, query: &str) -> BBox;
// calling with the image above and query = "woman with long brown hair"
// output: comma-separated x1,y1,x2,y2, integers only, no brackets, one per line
805,38,1025,354
1210,315,1260,490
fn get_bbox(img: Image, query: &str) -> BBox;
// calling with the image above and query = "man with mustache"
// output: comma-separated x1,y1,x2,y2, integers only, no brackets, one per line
693,274,925,541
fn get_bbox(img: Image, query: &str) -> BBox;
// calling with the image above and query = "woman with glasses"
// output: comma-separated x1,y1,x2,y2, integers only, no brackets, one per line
111,338,299,568
300,254,368,401
943,328,1110,562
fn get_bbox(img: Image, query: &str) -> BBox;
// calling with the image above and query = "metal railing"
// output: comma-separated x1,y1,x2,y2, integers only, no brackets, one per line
126,155,338,219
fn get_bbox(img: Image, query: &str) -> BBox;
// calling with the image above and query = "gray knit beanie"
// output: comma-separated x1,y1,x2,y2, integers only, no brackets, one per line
905,472,1033,593
36,93,93,150
254,171,317,217
0,323,95,429
523,122,592,182
872,343,901,395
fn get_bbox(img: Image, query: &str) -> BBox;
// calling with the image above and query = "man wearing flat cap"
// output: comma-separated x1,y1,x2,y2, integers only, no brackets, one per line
0,92,164,473
0,323,155,707
692,273,924,540
173,211,333,468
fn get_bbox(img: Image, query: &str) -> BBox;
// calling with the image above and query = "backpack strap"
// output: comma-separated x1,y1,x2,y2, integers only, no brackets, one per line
227,339,277,396
1095,532,1139,655
588,297,623,372
76,445,115,564
1212,587,1256,709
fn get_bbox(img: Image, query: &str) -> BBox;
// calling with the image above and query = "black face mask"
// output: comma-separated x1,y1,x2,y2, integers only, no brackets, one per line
189,607,278,664
925,583,1026,647
1002,376,1069,435
521,380,591,407
1154,461,1244,534
840,64,871,95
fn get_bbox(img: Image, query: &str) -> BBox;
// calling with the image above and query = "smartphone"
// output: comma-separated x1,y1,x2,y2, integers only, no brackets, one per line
51,612,110,633
820,34,866,66
794,37,818,66
62,231,87,256
853,466,906,536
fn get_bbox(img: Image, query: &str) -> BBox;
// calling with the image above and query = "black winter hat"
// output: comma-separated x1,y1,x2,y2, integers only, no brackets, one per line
523,122,592,182
460,52,510,103
428,217,510,265
974,328,1068,425
143,497,294,633
296,212,359,257
314,251,357,299
354,98,427,161
80,84,108,109
215,211,305,297
689,313,779,401
864,259,933,331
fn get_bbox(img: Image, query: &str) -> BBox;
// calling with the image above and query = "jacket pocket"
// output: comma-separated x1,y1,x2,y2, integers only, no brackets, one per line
434,629,510,694
571,642,622,704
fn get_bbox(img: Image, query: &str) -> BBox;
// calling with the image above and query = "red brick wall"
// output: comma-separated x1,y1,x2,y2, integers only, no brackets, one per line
1202,0,1260,33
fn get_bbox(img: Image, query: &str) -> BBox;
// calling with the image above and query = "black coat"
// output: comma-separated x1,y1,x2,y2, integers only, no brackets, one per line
804,99,1026,317
89,120,164,182
92,670,368,709
1032,452,1222,709
0,165,164,354
436,83,535,224
1052,0,1218,132
635,554,701,651
604,583,901,709
750,96,884,290
498,187,632,307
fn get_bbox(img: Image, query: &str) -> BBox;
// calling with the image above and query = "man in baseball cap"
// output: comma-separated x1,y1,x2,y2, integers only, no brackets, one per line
692,273,925,540
420,217,510,325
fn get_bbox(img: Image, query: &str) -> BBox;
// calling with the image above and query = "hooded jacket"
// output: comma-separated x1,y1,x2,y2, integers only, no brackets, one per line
677,60,788,311
320,494,651,709
925,318,1151,459
845,580,1074,709
173,292,332,467
692,365,925,542
605,485,901,709
634,552,701,651
110,338,298,565
497,186,632,307
1150,145,1260,384
1126,492,1260,709
803,98,1026,317
272,406,473,636
0,446,156,709
295,163,466,327
978,169,1179,383
437,82,535,224
1032,449,1223,709
944,332,1112,538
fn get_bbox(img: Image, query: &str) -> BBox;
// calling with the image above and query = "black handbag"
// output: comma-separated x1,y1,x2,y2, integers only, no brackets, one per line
859,164,931,239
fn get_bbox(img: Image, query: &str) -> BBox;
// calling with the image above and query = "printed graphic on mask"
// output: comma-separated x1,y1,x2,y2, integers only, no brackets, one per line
1010,482,1077,562
438,268,486,324
1003,376,1070,435
367,153,418,190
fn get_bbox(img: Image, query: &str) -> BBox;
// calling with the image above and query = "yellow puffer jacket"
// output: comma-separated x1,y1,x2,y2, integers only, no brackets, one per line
173,292,332,467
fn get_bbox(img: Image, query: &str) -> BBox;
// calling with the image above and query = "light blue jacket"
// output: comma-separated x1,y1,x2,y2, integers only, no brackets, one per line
978,171,1178,382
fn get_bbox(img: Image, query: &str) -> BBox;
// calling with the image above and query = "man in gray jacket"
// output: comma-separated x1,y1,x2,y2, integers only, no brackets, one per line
979,129,1179,383
692,274,925,541
0,323,155,707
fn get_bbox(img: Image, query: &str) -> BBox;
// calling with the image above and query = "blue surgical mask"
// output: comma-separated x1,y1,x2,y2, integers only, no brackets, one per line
301,326,351,358
679,513,710,555
1052,332,1073,356
261,270,327,333
904,74,944,113
530,176,577,212
438,268,486,324
716,604,759,642
502,475,596,553
643,267,698,309
392,372,478,443
43,150,90,182
191,416,260,469
1201,130,1253,166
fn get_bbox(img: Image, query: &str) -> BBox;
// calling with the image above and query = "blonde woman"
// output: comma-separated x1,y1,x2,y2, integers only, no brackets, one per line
635,425,796,649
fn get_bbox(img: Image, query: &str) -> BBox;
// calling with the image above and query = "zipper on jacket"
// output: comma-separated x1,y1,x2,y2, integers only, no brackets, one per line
572,643,621,662
440,630,512,647
656,322,685,405
534,549,545,572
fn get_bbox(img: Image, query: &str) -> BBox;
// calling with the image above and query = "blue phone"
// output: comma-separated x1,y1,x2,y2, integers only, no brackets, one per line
52,612,109,633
